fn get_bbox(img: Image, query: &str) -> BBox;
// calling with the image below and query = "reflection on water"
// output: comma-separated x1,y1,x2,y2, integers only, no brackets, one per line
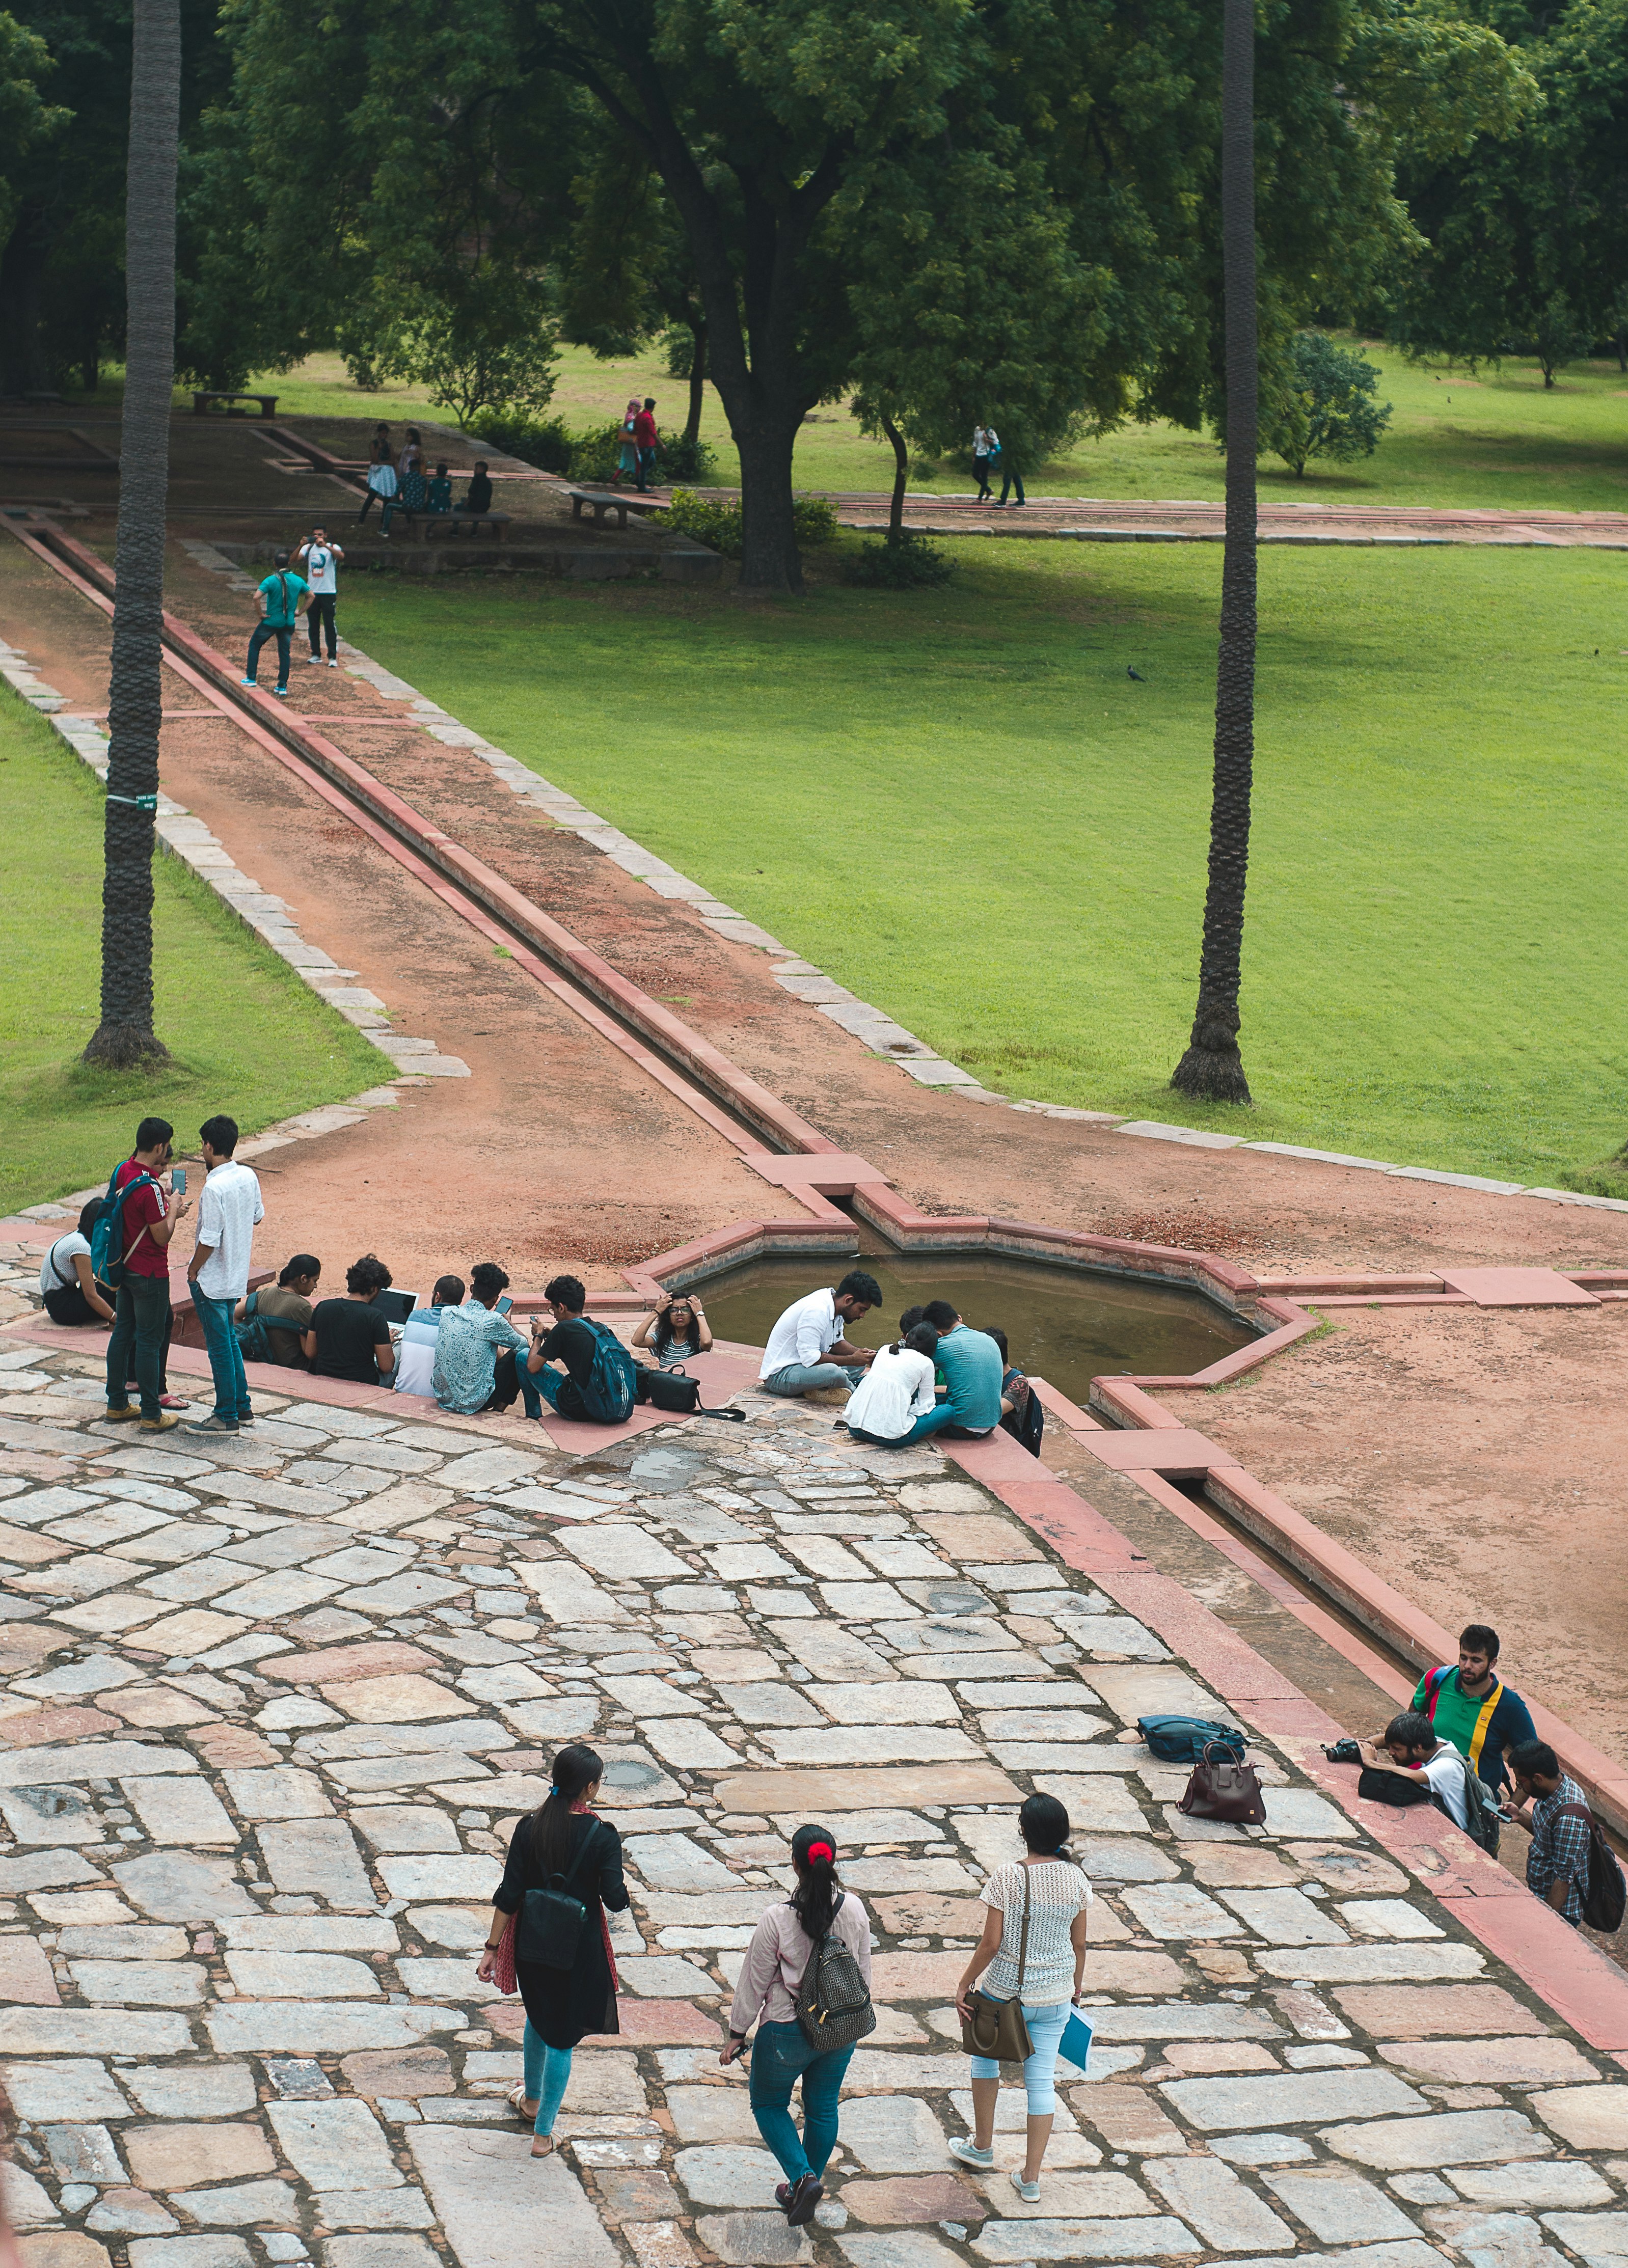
692,1251,1254,1402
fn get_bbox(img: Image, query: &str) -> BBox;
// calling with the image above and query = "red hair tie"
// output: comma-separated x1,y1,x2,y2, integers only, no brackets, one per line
807,1841,835,1863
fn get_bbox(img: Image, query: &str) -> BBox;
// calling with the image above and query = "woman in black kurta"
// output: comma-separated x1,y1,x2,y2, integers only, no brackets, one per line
475,1743,628,2156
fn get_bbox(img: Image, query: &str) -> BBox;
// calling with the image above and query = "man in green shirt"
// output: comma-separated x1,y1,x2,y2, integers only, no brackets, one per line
1377,1623,1536,1799
241,549,309,697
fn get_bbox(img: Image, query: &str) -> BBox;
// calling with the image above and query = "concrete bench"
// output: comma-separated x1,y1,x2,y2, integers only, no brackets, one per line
193,391,278,420
568,487,662,529
422,510,513,540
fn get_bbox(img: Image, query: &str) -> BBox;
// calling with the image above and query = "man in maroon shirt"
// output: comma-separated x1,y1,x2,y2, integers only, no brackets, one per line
104,1116,191,1431
633,398,659,493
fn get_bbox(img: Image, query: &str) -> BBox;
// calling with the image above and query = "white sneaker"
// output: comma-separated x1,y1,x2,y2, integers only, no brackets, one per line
948,2139,994,2170
1010,2170,1040,2203
326,659,338,668
305,652,320,664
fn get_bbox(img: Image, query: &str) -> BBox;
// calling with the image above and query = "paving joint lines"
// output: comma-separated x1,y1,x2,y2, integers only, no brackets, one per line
3,1339,1628,2268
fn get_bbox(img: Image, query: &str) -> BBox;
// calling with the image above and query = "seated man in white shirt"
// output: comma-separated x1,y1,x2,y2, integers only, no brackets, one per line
759,1271,882,1397
1359,1710,1471,1829
394,1275,466,1397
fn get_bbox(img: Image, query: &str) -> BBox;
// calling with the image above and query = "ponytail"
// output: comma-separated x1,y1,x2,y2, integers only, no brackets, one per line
789,1822,842,1941
529,1742,603,1875
1019,1791,1074,1864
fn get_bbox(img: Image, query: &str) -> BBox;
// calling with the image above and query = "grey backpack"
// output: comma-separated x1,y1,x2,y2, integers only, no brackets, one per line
794,1894,877,2052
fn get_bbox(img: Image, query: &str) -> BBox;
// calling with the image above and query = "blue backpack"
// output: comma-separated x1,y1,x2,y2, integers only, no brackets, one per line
1138,1715,1248,1765
578,1319,638,1423
89,1162,158,1290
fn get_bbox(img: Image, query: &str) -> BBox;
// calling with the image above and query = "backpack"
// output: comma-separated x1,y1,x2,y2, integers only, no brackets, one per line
89,1163,158,1290
1448,1757,1503,1856
1555,1801,1627,1933
633,1365,746,1421
794,1894,877,2053
576,1319,639,1424
1002,1376,1044,1458
233,1291,279,1366
1139,1715,1247,1765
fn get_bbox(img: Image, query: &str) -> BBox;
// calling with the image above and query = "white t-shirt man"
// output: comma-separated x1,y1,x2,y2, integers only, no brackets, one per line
301,541,338,595
759,1287,846,1380
844,1344,935,1440
195,1160,264,1301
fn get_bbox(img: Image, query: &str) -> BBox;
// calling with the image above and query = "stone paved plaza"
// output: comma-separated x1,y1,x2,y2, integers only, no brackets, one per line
0,1340,1626,2268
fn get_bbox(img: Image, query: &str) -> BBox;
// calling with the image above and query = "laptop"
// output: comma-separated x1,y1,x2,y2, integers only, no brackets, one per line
372,1289,419,1327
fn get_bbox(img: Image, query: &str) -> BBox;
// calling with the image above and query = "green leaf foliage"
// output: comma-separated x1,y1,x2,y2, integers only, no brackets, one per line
1264,330,1395,475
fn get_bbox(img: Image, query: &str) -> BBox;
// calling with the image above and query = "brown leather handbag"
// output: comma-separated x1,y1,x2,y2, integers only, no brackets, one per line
1179,1740,1267,1826
960,1865,1033,2063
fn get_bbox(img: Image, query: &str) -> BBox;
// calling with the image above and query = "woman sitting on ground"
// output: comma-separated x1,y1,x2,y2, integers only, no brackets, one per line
724,1825,873,2229
39,1200,114,1327
951,1792,1091,2202
632,1290,712,1372
301,1253,395,1383
841,1321,940,1446
476,1742,628,2158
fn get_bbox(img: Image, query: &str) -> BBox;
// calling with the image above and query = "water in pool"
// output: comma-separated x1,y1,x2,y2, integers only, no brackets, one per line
692,1252,1254,1404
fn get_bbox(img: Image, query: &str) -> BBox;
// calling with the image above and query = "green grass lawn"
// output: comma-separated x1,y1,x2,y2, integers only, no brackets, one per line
74,336,1628,515
0,695,388,1214
337,542,1628,1188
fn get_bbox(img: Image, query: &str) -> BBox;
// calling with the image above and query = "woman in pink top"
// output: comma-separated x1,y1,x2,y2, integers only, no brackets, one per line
721,1825,872,2229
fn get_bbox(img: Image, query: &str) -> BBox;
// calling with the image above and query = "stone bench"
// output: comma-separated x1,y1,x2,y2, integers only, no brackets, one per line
192,391,278,419
567,488,663,529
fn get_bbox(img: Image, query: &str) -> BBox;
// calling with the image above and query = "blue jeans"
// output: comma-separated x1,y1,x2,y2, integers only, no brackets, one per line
193,1287,251,1422
999,468,1025,504
764,1362,865,1397
247,621,292,688
971,2000,1069,2114
749,2020,854,2184
522,2023,572,2137
106,1273,171,1419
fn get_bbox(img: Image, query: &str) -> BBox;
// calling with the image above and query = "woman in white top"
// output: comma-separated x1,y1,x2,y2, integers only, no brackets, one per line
843,1320,939,1446
39,1199,114,1326
722,1825,873,2230
951,1792,1092,2201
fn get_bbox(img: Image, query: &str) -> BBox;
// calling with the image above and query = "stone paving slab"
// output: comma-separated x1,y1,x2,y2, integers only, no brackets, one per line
0,1354,1625,2268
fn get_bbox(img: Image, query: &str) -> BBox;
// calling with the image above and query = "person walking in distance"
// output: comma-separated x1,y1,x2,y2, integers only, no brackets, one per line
724,1825,874,2229
241,549,308,697
295,527,343,667
951,1793,1092,2201
102,1116,192,1433
633,397,659,491
476,1743,628,2157
972,422,995,503
358,426,397,524
613,398,640,488
184,1115,264,1435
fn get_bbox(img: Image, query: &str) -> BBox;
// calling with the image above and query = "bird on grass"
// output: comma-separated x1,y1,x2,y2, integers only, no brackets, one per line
1127,666,1146,681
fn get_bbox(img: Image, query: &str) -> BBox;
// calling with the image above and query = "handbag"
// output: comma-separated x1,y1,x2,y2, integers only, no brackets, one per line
491,1911,517,1996
633,1365,746,1420
959,1865,1033,2064
1179,1740,1267,1826
514,1820,604,1969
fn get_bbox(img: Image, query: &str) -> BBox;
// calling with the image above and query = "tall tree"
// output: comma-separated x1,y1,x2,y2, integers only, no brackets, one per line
1172,0,1258,1108
84,0,178,1071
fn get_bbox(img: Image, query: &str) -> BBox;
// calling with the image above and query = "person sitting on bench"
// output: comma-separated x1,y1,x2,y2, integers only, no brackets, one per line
461,462,493,516
426,462,453,514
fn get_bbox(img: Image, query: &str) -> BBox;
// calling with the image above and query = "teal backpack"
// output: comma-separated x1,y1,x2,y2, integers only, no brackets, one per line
89,1163,158,1290
579,1320,637,1423
233,1291,280,1365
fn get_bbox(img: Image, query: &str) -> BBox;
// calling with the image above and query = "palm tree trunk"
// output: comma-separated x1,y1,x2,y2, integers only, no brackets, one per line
84,0,179,1069
881,413,908,538
1172,0,1257,1107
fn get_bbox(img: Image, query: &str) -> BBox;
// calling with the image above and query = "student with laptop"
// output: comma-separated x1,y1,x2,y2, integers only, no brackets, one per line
395,1276,465,1397
302,1253,397,1383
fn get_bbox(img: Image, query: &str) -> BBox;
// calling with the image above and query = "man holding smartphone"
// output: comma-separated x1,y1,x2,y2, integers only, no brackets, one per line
103,1117,192,1432
431,1262,543,1418
185,1115,265,1436
296,527,343,666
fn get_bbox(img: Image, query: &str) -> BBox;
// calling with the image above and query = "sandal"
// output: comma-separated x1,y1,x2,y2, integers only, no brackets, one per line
507,2086,538,2125
530,2134,555,2158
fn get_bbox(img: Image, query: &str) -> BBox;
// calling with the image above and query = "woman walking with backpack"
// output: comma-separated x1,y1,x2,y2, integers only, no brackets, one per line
722,1825,874,2229
949,1792,1092,2201
475,1743,629,2158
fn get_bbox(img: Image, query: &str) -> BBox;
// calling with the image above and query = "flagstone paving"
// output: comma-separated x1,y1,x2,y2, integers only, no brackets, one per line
0,1347,1624,2268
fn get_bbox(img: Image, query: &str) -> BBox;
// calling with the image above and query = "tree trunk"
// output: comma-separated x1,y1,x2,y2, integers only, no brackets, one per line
684,318,707,445
84,0,180,1071
1171,0,1257,1107
882,414,908,537
732,416,804,594
1617,328,1626,375
0,201,54,396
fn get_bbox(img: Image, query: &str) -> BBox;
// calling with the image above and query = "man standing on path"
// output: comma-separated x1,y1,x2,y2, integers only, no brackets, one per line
295,527,343,667
103,1117,191,1433
242,549,308,697
1405,1624,1536,1800
634,397,660,492
1508,1740,1592,1927
184,1116,264,1436
759,1273,881,1398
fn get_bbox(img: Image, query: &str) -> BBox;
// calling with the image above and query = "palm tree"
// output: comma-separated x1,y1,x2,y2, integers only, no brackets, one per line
1171,0,1258,1106
84,0,180,1069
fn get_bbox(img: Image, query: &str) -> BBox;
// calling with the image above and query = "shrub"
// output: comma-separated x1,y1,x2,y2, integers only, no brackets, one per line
1264,333,1393,478
794,493,838,544
653,488,835,560
469,411,574,473
842,530,954,588
658,432,718,484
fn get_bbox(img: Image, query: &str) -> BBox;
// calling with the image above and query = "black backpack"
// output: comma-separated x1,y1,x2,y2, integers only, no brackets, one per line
794,1893,877,2052
1556,1800,1627,1933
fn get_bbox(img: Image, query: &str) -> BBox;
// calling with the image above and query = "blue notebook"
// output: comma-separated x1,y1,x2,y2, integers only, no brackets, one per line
1060,2011,1094,2074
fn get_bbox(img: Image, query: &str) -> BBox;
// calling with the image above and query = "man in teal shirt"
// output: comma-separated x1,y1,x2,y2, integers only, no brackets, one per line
921,1300,1003,1438
242,549,308,697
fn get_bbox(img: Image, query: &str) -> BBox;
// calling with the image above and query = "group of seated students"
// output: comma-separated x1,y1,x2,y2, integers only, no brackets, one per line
758,1271,1043,1455
238,1253,613,1423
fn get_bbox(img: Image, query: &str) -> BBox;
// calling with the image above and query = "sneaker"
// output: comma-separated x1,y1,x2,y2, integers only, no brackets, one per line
274,687,288,698
305,652,321,664
784,2174,822,2228
774,2185,794,2211
140,1412,181,1433
327,658,338,668
237,1412,256,1426
104,1404,141,1423
183,1414,239,1435
948,2139,995,2170
1010,2170,1041,2203
240,677,257,688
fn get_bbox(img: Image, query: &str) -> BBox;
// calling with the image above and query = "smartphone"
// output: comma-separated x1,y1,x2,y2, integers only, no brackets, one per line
497,1295,513,1316
171,1167,186,1195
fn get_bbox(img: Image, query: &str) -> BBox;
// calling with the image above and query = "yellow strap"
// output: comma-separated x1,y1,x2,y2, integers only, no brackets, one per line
1467,1680,1501,1772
